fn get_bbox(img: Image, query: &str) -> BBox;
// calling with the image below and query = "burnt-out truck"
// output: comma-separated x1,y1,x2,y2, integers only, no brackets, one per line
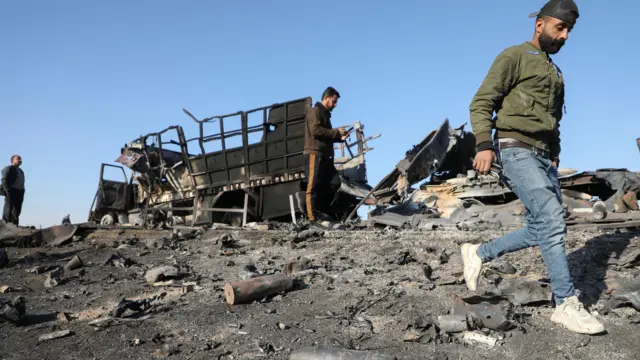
87,97,379,227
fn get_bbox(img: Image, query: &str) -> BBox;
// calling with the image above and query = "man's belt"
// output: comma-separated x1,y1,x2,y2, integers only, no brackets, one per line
496,138,551,159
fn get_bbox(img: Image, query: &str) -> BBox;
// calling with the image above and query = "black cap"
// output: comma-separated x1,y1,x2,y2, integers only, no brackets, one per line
528,0,579,26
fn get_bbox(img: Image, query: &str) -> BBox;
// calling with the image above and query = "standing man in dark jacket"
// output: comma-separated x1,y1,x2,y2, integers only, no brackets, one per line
460,0,605,334
2,155,26,225
303,87,348,227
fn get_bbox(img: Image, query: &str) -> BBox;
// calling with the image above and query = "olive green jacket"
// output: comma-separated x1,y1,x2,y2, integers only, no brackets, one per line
469,41,565,160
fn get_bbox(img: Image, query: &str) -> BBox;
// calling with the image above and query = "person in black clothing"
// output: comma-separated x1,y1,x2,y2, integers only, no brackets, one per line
2,155,26,225
303,87,348,227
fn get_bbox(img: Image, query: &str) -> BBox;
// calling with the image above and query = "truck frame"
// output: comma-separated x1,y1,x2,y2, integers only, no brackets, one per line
87,97,378,227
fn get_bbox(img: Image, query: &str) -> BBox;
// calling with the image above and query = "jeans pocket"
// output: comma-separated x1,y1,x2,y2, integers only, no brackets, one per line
500,147,532,162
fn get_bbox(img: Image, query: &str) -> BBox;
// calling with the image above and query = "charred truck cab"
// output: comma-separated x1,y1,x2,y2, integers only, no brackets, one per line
88,97,378,227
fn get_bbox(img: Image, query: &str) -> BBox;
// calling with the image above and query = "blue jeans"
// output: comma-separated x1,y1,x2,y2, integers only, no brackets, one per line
477,147,575,304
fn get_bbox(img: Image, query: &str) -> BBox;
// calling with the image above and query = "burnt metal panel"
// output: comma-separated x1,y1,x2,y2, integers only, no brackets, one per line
260,181,305,219
371,119,453,203
96,181,131,211
186,97,312,189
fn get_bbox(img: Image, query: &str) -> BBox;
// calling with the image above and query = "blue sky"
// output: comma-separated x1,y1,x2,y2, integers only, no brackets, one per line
1,0,638,227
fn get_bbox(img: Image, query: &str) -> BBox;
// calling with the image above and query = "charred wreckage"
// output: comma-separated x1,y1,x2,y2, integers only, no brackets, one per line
87,97,379,228
86,96,640,231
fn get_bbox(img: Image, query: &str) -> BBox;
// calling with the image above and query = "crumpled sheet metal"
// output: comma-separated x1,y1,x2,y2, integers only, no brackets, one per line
603,280,640,311
453,295,512,331
559,170,640,205
371,119,454,203
487,279,553,305
367,202,438,228
0,221,78,248
339,177,373,199
37,225,79,247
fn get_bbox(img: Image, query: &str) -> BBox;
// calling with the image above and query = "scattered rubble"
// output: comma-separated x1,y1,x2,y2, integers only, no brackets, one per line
0,204,639,359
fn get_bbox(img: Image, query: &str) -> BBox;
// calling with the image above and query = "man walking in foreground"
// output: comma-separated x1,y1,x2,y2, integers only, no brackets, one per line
303,87,348,229
2,155,26,226
461,0,605,334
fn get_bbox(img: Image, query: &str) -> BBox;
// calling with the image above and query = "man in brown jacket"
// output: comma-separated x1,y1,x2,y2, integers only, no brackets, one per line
303,87,348,226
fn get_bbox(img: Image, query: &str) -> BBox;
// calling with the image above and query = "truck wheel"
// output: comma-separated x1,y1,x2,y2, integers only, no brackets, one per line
100,213,116,225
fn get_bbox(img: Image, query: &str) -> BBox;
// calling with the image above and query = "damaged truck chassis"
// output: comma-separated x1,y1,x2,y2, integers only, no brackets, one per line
88,97,378,227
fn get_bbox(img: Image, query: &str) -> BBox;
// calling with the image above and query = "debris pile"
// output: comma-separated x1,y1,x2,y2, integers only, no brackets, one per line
364,120,640,231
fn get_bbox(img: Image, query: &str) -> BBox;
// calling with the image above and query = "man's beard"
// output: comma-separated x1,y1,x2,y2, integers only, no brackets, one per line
539,31,565,54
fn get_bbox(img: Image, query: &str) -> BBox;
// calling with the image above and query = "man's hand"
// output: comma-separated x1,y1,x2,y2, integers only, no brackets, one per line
552,160,558,168
473,149,496,174
337,128,348,141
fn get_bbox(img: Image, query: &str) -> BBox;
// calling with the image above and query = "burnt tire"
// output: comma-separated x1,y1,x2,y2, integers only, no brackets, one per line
100,213,116,225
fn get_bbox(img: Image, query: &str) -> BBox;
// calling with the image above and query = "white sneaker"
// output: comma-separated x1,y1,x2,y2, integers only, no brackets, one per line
461,243,482,291
550,296,605,334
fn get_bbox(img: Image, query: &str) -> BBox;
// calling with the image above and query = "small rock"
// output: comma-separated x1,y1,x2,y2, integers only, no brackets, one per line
403,329,423,342
57,312,71,322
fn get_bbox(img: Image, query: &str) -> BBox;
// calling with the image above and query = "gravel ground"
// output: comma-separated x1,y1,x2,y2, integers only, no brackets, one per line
1,226,639,360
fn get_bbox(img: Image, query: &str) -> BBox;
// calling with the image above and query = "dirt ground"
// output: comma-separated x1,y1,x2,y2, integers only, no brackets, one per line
1,225,639,360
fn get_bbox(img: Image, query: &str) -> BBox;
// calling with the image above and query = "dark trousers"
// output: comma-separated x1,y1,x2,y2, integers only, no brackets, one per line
3,189,24,225
305,154,341,221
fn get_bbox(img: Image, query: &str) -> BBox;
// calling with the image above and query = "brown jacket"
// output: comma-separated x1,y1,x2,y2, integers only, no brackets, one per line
303,102,342,156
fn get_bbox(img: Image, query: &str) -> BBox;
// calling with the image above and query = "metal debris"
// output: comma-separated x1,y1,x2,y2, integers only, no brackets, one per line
437,314,468,333
290,347,397,360
453,295,512,331
288,229,325,243
104,252,136,267
64,255,84,272
363,124,640,231
113,295,162,318
37,330,74,343
44,268,64,288
462,331,497,348
0,296,26,324
487,278,553,306
145,266,179,285
239,264,263,280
